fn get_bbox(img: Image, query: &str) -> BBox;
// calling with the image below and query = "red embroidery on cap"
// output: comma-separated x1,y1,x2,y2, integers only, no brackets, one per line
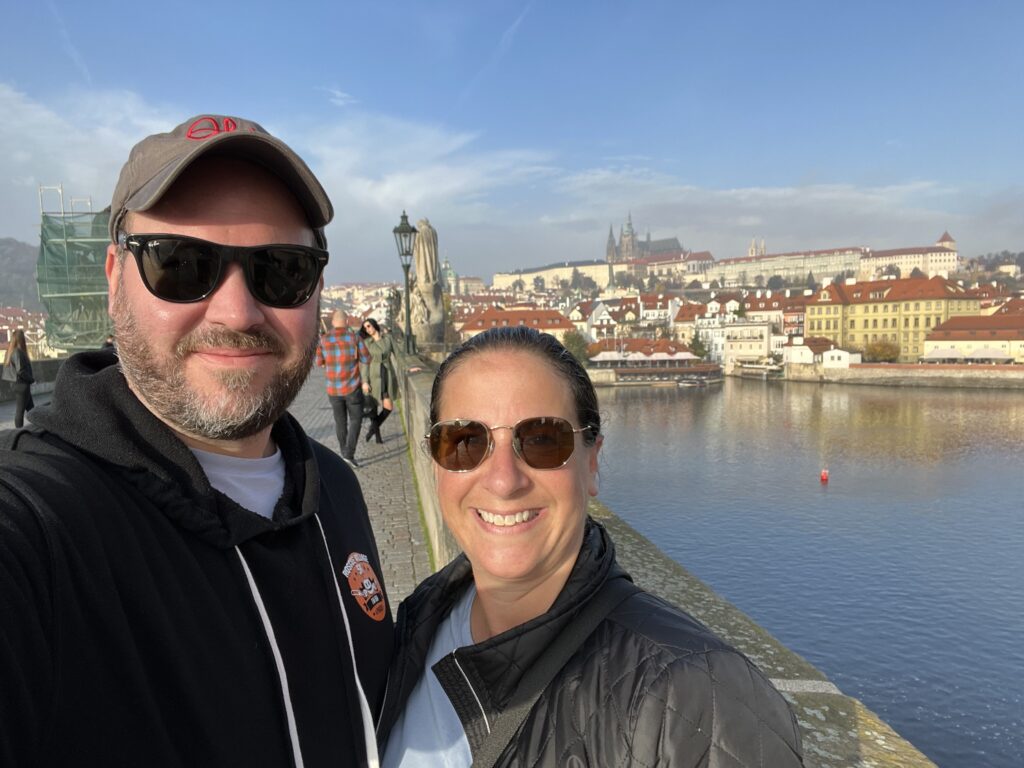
186,116,238,141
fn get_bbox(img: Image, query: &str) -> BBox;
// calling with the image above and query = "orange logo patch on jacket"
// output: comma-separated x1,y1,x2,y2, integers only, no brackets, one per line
343,552,387,622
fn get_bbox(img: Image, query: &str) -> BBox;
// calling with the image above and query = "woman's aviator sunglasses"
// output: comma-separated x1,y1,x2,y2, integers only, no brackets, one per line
121,233,328,308
425,416,595,472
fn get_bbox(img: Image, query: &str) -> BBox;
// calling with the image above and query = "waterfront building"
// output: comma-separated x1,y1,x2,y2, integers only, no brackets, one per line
587,337,699,368
923,313,1024,363
805,276,981,362
722,323,774,365
781,336,835,365
695,315,773,363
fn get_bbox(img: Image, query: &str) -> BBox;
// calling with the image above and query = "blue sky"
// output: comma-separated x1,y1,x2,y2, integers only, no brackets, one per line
2,0,1022,284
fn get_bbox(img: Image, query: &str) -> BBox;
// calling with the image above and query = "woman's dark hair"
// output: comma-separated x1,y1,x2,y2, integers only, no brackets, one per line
429,327,600,444
359,317,381,339
5,328,27,362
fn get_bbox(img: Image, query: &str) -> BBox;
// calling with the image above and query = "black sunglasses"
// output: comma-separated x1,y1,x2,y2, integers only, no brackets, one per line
121,233,328,308
425,416,595,472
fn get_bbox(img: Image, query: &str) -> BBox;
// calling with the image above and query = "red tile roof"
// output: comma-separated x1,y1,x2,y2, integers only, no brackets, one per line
809,276,970,305
869,246,956,257
784,336,835,355
673,303,707,322
587,337,692,356
460,307,574,333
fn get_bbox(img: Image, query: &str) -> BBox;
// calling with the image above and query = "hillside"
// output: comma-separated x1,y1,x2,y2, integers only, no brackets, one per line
0,237,43,311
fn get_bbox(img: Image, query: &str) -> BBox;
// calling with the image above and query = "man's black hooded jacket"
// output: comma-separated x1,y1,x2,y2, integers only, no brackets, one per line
0,351,393,767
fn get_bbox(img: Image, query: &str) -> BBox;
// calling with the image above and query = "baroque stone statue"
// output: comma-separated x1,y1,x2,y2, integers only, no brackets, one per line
410,218,445,345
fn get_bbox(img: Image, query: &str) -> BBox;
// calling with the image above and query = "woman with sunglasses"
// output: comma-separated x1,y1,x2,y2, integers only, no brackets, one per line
377,327,803,767
359,318,398,444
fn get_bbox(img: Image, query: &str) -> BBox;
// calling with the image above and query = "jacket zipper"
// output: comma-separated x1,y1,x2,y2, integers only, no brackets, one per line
374,669,391,736
453,651,491,734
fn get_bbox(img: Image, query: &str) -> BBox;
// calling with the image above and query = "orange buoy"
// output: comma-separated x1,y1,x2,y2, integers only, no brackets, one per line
820,468,830,484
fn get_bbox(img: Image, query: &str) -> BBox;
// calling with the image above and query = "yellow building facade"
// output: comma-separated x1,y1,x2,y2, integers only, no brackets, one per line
805,278,980,362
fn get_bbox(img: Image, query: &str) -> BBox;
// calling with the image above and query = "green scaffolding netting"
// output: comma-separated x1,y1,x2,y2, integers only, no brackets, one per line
38,211,112,350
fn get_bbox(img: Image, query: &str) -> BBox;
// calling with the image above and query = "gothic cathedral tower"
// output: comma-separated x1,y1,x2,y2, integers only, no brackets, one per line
620,213,638,263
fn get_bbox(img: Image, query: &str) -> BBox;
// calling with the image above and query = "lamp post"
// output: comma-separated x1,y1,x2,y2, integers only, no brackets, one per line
393,211,418,353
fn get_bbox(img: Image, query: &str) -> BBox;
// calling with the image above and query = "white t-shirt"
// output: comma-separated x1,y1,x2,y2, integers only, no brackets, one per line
383,584,477,768
190,446,285,519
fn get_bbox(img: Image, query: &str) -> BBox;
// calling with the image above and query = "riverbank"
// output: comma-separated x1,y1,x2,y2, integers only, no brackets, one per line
395,349,935,767
785,361,1024,389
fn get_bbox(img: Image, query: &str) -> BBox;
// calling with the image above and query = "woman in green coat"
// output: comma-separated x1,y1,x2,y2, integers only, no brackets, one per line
360,318,399,443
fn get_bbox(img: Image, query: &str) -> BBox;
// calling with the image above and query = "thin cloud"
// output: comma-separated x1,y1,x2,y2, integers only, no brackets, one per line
319,86,358,108
1,85,1019,285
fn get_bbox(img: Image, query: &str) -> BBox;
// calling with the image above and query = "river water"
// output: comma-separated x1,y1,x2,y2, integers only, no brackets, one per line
595,379,1024,768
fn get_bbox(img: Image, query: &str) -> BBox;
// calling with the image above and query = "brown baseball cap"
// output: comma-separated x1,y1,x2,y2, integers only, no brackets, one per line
108,114,333,243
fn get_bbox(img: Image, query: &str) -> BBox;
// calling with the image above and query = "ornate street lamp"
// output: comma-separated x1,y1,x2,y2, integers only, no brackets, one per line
393,211,418,353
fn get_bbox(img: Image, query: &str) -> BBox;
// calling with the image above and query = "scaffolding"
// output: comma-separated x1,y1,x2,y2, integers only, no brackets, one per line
37,185,112,350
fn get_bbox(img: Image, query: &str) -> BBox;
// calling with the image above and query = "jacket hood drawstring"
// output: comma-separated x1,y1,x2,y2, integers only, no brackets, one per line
234,517,381,768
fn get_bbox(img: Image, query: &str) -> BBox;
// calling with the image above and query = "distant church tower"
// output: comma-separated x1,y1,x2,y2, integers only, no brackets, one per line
606,225,618,262
937,231,956,250
440,258,458,294
620,213,639,263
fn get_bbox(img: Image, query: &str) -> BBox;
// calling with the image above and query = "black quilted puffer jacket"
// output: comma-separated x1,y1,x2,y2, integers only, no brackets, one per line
376,519,803,767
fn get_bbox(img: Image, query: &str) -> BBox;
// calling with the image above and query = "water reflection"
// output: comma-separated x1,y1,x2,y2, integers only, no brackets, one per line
596,379,1024,768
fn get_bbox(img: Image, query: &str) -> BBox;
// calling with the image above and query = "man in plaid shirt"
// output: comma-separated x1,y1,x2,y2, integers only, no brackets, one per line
316,310,370,467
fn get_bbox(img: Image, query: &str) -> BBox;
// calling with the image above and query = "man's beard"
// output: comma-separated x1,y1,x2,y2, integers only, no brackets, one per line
111,289,318,441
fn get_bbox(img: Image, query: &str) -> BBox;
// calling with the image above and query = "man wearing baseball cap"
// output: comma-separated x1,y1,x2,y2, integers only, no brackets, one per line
0,115,392,767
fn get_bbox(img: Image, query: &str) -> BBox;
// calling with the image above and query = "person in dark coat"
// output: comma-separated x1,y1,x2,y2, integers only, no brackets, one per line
360,317,399,444
0,114,392,768
4,328,34,428
377,327,803,767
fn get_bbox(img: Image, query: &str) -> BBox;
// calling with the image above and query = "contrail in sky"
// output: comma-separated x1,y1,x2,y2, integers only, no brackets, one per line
47,0,93,85
457,1,535,109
